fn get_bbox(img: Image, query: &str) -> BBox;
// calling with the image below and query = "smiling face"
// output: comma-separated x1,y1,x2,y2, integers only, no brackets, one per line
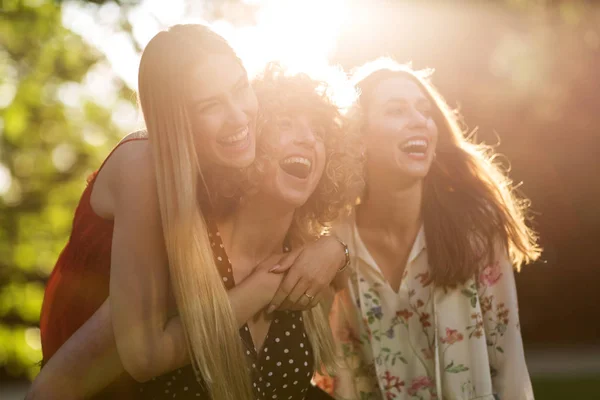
259,114,326,208
362,75,438,184
187,54,258,169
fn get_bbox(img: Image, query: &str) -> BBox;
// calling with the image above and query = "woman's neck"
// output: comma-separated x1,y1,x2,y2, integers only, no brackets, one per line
357,169,423,239
219,193,295,267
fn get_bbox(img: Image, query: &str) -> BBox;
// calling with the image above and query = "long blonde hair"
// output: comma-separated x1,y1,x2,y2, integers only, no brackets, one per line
138,25,253,400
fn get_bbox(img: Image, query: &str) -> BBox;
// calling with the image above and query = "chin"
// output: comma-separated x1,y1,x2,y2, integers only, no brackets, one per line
279,192,311,209
398,159,433,177
405,171,430,182
233,151,256,168
287,197,310,209
208,129,257,169
215,148,256,169
391,165,431,185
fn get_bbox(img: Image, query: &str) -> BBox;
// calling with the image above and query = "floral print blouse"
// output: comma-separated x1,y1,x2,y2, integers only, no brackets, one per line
315,214,534,400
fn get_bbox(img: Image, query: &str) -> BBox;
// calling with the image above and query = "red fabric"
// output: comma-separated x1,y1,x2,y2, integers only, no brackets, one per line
40,137,147,362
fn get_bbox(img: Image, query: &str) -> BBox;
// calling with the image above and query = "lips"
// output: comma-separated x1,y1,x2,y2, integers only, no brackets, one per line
217,126,249,147
279,156,312,179
399,137,428,156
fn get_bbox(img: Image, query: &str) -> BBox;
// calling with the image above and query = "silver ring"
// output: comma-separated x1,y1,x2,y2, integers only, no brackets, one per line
304,293,315,301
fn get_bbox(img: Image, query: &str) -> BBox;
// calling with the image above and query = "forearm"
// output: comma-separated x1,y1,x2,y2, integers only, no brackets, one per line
27,300,124,400
147,315,188,378
229,268,279,325
129,268,278,380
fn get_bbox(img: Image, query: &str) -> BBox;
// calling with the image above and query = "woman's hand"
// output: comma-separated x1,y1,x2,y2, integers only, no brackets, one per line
250,254,287,297
266,236,346,313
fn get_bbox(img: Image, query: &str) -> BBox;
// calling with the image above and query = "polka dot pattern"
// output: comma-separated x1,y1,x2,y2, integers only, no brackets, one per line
134,221,314,399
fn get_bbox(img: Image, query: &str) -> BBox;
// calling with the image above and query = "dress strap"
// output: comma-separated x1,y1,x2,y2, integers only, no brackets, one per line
87,129,148,184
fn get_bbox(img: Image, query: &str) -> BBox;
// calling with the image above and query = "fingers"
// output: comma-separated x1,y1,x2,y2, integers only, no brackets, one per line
267,271,300,314
307,292,324,309
256,254,286,272
278,272,330,312
282,278,311,309
269,248,302,274
288,291,323,311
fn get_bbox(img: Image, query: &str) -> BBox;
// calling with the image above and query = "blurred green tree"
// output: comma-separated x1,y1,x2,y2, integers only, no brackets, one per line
0,0,250,383
1,0,598,387
0,0,136,380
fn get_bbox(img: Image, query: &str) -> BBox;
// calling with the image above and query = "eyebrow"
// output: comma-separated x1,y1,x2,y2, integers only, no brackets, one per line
383,97,430,107
192,73,247,107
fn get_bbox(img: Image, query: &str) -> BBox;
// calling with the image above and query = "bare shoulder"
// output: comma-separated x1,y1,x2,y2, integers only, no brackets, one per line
97,132,157,214
120,129,148,142
91,131,153,218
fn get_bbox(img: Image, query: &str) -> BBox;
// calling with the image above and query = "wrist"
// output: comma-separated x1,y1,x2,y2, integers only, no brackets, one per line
332,236,350,273
250,268,282,305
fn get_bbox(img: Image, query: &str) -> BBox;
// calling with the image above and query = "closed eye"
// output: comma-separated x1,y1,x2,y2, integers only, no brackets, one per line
195,101,221,113
311,123,326,140
417,99,432,118
235,78,250,92
419,107,432,118
386,107,405,116
276,117,293,130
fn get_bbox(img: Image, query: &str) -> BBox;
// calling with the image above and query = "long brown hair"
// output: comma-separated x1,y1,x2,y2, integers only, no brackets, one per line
351,58,541,287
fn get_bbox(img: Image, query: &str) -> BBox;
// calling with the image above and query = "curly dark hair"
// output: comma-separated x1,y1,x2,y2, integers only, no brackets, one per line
248,62,364,239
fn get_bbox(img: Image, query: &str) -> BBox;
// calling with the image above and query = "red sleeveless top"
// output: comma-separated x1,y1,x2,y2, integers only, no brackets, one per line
40,133,147,362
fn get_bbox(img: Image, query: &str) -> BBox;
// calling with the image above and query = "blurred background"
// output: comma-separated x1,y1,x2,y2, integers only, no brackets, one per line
0,0,598,398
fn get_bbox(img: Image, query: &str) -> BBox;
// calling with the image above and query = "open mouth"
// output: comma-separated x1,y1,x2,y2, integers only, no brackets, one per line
279,156,312,179
399,138,429,157
217,126,249,148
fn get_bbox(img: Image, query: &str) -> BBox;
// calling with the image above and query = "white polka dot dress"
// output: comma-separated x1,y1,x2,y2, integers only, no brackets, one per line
135,221,315,399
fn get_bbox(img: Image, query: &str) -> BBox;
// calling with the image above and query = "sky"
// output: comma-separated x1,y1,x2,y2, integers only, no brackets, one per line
1,0,356,198
62,0,350,89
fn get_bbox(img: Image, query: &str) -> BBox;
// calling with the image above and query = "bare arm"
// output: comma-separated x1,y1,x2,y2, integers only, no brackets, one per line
27,140,284,397
109,145,285,383
25,260,282,399
108,149,186,383
268,235,347,312
26,300,126,400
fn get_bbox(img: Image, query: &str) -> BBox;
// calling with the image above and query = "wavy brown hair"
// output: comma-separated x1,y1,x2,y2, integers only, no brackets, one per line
350,58,541,287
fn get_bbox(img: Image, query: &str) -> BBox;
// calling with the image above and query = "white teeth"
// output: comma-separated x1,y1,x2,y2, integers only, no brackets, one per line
401,139,428,150
220,127,248,144
282,157,311,167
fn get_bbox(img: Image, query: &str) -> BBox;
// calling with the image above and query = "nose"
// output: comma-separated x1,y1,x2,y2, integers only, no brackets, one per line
225,98,248,128
294,120,317,148
408,107,428,129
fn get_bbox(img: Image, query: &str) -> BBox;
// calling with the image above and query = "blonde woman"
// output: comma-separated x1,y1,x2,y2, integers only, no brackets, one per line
317,59,541,400
31,26,350,400
133,62,362,399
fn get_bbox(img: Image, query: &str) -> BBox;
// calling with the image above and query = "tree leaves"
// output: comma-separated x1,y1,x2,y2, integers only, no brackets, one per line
0,0,131,381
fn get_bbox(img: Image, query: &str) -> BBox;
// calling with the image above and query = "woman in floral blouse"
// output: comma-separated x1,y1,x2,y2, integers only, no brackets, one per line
316,58,541,400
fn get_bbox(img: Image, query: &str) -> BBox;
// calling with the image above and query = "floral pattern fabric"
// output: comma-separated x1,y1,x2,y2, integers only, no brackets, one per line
315,215,534,400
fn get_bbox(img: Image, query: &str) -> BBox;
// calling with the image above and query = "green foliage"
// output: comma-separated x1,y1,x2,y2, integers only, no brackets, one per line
0,0,134,380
